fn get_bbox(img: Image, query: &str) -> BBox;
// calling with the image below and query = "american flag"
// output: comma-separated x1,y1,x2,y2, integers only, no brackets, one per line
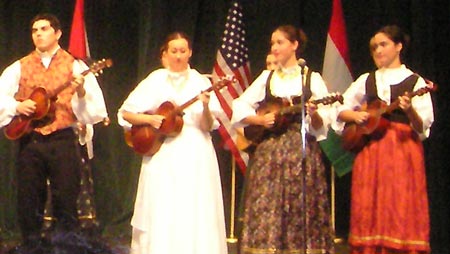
212,1,251,173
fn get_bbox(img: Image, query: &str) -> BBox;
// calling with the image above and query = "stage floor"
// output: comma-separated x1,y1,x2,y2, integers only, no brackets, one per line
226,239,350,254
1,237,350,254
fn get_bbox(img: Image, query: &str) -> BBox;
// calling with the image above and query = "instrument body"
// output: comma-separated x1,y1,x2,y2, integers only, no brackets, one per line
341,84,436,153
126,77,232,156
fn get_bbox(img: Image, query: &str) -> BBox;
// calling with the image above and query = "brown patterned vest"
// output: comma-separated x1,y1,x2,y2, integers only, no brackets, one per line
16,49,77,135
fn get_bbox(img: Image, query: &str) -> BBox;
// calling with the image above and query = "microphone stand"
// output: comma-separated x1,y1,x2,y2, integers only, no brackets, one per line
299,62,308,254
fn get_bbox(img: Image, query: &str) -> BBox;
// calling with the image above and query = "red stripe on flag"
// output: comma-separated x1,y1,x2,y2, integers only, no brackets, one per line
231,71,245,96
214,57,240,98
328,0,351,70
234,64,251,92
69,0,89,60
214,90,233,119
218,124,247,171
213,63,226,77
241,63,251,89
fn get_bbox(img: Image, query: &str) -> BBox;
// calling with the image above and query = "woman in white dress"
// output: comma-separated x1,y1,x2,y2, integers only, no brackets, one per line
117,32,228,254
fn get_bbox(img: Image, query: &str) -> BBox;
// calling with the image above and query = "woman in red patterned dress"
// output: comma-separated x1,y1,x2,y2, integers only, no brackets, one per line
337,25,434,254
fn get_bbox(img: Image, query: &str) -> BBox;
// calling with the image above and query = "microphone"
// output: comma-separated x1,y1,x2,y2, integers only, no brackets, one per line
103,117,111,126
297,58,306,68
297,58,306,76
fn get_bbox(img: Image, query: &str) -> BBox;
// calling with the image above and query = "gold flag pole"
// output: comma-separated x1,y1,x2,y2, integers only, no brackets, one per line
331,166,336,238
227,156,238,243
331,166,344,244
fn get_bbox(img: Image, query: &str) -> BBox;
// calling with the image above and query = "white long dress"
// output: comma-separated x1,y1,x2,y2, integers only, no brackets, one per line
118,67,228,254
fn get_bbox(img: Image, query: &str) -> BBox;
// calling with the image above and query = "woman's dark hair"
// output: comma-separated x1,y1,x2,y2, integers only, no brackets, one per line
162,31,192,51
373,25,410,57
30,13,61,32
274,25,308,56
159,44,167,59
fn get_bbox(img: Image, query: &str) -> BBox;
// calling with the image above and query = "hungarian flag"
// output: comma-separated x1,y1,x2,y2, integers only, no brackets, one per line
69,0,90,60
212,1,251,174
320,0,354,177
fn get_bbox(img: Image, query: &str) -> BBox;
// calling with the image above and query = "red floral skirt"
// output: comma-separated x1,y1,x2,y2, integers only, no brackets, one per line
240,125,334,254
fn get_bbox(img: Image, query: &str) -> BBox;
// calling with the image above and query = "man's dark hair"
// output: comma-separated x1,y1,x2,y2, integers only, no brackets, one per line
30,13,61,32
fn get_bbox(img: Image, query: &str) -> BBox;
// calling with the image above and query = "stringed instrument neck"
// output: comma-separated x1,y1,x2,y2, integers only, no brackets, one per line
47,59,113,99
384,84,436,115
278,93,343,116
174,78,229,112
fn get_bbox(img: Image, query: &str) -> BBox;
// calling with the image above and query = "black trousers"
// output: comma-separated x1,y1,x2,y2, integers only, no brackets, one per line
16,128,82,244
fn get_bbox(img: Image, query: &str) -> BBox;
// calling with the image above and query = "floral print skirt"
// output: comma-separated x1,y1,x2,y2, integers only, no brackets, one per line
240,124,335,254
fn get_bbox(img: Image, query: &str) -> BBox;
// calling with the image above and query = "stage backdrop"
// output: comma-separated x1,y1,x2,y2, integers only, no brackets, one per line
1,1,449,253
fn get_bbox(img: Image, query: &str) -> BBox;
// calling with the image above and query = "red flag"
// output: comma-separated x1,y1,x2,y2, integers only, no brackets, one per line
212,1,251,174
69,0,90,60
320,0,354,177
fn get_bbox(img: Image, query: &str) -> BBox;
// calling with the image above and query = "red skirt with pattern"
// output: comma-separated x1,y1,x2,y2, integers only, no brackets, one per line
349,122,430,254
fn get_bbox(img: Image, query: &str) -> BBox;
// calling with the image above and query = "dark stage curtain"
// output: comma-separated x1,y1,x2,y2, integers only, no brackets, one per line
1,1,449,253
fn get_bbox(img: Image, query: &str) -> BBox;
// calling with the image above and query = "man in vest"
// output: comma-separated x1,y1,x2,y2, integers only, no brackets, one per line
0,13,108,253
